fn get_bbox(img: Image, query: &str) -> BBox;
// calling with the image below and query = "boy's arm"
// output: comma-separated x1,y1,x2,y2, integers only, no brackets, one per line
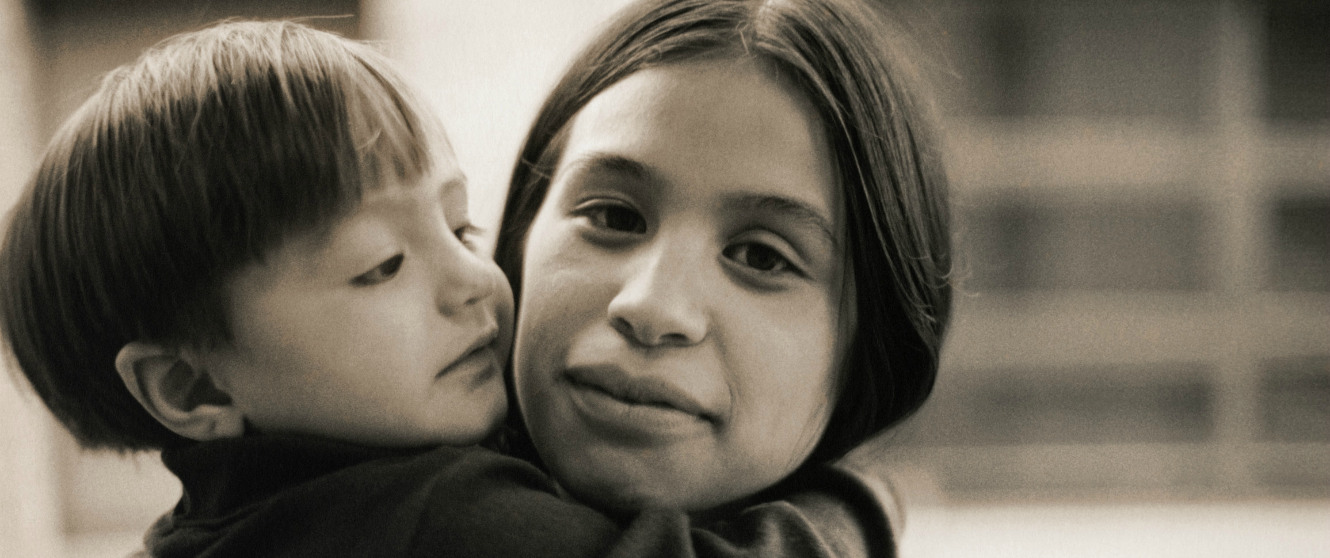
415,448,896,558
607,464,895,558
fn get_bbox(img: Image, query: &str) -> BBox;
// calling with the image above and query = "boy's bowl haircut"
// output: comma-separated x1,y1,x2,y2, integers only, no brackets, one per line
0,20,446,451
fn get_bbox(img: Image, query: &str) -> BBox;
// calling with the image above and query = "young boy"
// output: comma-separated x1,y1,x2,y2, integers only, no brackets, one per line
0,21,892,557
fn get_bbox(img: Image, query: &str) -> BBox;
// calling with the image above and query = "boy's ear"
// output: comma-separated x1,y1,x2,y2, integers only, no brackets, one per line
115,342,244,441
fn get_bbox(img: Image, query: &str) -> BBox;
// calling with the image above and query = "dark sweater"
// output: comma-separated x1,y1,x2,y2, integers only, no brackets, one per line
145,435,894,558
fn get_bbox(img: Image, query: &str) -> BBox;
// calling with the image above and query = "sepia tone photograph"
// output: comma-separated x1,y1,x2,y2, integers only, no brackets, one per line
0,0,1326,556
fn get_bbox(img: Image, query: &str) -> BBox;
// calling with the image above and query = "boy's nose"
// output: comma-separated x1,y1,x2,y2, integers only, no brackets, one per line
606,241,708,347
434,242,498,316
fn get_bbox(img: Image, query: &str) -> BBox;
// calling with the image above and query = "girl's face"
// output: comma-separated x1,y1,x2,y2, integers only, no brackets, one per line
515,57,853,513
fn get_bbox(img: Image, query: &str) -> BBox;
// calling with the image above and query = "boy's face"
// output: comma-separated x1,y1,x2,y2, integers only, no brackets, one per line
201,144,513,447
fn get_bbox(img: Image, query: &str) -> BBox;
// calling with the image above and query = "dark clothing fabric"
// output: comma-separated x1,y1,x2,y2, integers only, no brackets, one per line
146,435,894,558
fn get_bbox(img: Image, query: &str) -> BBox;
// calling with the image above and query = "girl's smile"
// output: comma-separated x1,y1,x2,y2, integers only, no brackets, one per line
562,363,717,444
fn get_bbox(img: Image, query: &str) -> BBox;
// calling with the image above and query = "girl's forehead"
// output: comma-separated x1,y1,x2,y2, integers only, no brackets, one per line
564,56,840,221
591,57,812,124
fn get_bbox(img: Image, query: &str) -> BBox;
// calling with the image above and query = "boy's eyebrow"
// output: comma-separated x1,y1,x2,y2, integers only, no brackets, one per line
439,172,468,196
435,172,470,213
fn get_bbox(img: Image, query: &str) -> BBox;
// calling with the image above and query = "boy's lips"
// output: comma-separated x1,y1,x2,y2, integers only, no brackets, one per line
438,328,499,380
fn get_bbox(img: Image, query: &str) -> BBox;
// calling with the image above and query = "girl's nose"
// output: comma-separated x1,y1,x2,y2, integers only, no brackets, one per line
606,242,708,347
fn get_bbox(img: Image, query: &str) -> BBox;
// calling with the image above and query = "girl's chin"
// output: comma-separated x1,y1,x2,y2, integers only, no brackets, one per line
551,459,753,516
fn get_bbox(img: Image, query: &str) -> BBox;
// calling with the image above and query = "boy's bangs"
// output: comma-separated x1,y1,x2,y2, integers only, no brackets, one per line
118,23,443,344
221,30,440,256
0,20,451,450
341,60,439,196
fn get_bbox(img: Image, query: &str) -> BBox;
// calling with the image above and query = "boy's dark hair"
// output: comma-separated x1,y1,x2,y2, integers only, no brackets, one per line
0,20,442,451
496,0,952,464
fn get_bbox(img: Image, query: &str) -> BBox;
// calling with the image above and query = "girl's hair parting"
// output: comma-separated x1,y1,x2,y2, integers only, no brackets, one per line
0,20,443,450
495,0,952,464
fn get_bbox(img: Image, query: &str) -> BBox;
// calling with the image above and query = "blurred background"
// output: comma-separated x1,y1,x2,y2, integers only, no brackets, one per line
0,0,1326,557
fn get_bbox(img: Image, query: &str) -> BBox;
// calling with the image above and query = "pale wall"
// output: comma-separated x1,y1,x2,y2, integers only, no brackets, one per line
361,0,634,239
0,0,61,556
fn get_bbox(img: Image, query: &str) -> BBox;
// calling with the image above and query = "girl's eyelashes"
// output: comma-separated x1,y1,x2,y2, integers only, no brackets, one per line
722,241,799,276
567,195,807,279
574,199,647,234
350,253,404,287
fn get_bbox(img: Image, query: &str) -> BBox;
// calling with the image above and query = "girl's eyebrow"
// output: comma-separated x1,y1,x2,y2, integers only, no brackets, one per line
562,152,658,185
561,153,836,247
722,193,838,250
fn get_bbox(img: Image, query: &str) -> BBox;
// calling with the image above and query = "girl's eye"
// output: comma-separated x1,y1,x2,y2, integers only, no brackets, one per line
723,242,792,273
351,254,404,286
582,203,647,233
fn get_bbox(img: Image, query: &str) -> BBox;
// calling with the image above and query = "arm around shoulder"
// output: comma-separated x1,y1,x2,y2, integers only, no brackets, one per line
606,464,896,558
409,448,894,558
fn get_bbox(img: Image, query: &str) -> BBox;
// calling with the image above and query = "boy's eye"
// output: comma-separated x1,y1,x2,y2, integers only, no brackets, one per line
351,254,404,286
454,224,481,250
723,242,792,273
580,202,647,233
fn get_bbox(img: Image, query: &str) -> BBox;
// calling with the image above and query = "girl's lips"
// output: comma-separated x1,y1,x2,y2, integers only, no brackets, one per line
564,364,714,420
561,364,717,443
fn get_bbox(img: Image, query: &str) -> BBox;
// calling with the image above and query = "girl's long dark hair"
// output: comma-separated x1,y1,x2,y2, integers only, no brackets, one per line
495,0,952,465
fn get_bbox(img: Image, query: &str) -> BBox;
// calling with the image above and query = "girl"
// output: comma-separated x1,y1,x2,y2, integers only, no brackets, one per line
497,0,952,532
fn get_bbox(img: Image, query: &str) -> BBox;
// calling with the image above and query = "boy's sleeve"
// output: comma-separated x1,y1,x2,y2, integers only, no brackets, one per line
409,448,622,557
607,464,896,558
412,448,895,558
